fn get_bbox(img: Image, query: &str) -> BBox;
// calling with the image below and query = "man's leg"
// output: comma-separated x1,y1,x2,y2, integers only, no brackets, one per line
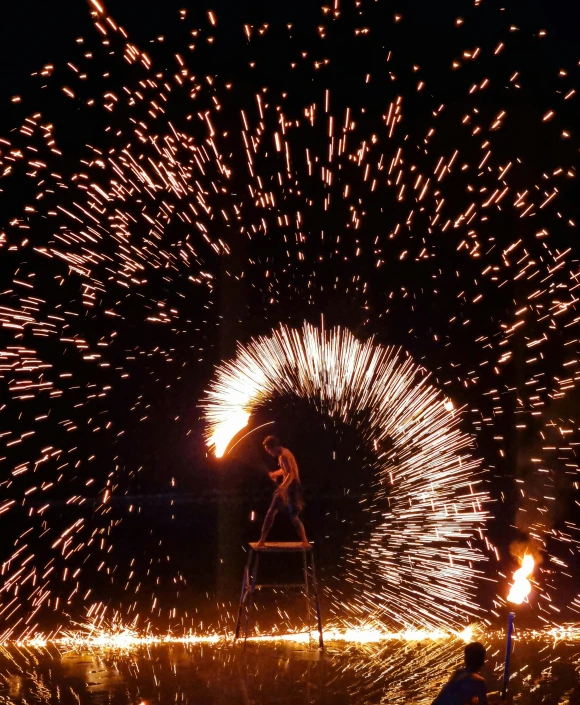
291,515,309,546
256,505,278,546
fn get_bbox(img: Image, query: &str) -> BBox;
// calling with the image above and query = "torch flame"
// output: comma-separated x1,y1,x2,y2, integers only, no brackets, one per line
507,553,534,605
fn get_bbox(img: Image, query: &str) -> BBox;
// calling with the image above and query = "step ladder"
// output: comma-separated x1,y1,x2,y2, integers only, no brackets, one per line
234,542,324,650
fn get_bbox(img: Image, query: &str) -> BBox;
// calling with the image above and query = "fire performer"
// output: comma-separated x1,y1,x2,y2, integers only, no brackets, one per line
431,642,502,704
256,436,309,547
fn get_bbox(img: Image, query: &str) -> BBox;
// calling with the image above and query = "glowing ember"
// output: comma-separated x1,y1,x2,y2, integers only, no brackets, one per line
507,554,535,605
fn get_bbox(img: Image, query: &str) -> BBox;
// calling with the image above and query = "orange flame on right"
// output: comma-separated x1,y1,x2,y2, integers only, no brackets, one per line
507,554,535,605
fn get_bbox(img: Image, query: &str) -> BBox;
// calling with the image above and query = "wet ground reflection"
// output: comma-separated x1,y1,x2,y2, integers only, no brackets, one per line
0,632,579,704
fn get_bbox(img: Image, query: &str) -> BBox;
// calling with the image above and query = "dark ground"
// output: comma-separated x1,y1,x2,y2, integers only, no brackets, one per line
1,631,580,704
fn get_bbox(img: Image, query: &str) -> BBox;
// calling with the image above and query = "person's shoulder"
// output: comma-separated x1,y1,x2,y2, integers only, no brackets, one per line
451,668,467,681
470,672,485,683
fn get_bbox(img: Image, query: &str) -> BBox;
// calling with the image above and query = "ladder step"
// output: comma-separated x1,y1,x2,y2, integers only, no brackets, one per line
254,583,306,590
249,541,312,552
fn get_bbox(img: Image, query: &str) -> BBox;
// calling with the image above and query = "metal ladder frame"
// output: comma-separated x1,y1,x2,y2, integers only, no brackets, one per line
234,542,324,650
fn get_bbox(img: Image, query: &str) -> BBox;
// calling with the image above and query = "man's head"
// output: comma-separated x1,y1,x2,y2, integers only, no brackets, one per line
263,435,282,457
464,642,486,672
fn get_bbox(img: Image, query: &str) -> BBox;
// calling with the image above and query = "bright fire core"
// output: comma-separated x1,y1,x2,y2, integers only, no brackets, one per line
507,554,535,605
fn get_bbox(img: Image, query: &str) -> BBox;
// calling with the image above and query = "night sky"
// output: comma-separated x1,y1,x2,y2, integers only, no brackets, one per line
1,0,580,637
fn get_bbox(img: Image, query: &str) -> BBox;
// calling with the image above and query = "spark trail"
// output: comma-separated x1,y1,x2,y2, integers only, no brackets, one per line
0,0,579,638
203,323,489,629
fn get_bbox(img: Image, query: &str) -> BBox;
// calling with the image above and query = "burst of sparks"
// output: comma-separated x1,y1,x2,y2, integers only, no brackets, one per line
0,0,579,641
203,323,489,629
12,623,466,651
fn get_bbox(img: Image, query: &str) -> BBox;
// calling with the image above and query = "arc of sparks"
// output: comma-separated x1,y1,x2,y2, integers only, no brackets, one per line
221,420,275,457
202,323,490,630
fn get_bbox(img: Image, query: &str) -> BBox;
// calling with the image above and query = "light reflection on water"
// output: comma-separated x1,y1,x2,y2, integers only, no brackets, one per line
0,634,579,704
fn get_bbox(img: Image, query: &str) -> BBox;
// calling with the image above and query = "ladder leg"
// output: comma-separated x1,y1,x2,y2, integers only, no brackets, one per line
242,551,255,646
302,549,312,642
309,551,324,651
235,548,254,640
244,552,260,647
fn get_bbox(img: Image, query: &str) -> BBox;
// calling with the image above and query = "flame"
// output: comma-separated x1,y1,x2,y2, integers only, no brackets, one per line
507,553,535,604
208,410,250,457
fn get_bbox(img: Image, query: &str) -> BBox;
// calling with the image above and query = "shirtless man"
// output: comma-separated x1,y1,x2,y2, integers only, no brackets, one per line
256,436,309,547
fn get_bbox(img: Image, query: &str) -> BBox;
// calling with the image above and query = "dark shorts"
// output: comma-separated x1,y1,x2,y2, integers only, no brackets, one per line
270,481,304,517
